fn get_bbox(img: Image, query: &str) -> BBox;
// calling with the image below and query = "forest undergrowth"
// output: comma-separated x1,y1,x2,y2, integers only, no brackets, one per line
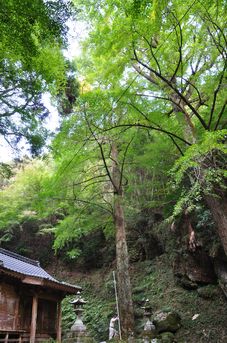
48,253,227,343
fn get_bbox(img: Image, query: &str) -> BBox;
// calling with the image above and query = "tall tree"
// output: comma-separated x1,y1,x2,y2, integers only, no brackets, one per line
73,0,227,254
111,142,134,337
50,93,136,337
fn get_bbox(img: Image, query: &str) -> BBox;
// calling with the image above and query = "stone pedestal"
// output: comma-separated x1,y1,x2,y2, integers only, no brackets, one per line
64,318,93,343
63,292,93,343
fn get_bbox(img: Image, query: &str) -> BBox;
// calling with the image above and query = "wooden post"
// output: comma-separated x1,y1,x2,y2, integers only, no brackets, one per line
13,298,20,330
4,333,9,343
56,301,62,343
30,294,38,343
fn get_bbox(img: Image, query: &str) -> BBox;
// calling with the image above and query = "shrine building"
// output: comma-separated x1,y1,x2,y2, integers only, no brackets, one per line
0,248,81,343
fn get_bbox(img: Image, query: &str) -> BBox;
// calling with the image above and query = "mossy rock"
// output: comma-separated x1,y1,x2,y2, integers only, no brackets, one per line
159,332,175,343
141,330,157,340
176,276,198,290
153,310,181,333
197,285,219,299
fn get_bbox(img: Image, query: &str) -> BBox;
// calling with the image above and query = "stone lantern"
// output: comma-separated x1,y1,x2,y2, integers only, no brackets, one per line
70,291,87,333
65,291,88,343
141,299,156,342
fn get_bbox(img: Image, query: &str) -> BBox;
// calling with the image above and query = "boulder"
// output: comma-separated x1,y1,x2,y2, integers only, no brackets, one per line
214,256,227,298
175,275,198,290
153,310,181,333
197,285,219,299
173,251,217,289
159,332,175,343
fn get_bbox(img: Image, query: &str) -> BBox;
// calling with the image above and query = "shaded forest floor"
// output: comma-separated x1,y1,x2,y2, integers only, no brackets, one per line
49,254,227,343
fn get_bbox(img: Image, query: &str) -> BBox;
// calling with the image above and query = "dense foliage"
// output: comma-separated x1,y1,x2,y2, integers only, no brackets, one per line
1,0,226,252
0,0,71,154
0,0,226,339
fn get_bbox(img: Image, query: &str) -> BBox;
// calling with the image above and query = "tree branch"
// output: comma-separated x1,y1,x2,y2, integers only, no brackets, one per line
214,99,227,130
208,61,227,129
132,63,158,85
133,53,208,129
170,12,183,82
72,185,113,215
168,135,184,156
140,34,162,75
119,136,134,189
104,123,192,146
73,174,109,186
83,105,119,193
80,179,110,192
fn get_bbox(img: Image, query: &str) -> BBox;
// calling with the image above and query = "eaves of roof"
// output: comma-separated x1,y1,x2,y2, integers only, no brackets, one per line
0,264,81,295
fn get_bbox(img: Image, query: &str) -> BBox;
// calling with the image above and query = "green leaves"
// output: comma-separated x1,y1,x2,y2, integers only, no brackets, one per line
0,0,70,61
0,0,226,259
70,0,227,223
0,0,71,152
0,159,54,231
170,130,227,217
172,130,227,184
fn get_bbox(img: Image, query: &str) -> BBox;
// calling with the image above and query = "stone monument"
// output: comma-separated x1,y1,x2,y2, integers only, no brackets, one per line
141,299,156,343
65,291,90,343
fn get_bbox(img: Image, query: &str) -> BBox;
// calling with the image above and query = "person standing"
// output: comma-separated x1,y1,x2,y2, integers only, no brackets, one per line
109,315,119,340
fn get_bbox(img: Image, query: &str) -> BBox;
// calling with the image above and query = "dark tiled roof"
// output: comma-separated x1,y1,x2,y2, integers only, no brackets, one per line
0,248,56,281
0,248,81,293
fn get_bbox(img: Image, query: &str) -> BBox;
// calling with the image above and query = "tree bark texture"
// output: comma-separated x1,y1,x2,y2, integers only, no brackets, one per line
114,194,134,338
111,143,134,339
205,191,227,256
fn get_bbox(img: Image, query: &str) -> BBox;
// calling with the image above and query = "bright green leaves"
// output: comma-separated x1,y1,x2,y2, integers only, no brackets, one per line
0,0,72,152
0,159,54,232
69,0,227,230
74,0,226,138
1,0,226,258
31,45,66,89
172,130,227,185
170,130,227,217
0,0,70,63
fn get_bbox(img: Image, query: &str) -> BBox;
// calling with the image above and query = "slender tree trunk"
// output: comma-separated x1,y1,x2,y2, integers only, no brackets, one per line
111,143,134,339
204,191,227,256
114,193,134,338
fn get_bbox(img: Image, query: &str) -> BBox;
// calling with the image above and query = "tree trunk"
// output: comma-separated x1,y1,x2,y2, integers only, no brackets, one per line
114,193,134,338
111,143,134,339
204,192,227,256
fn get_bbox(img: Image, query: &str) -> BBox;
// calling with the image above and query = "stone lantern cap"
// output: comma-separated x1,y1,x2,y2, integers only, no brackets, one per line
70,291,87,306
141,299,152,316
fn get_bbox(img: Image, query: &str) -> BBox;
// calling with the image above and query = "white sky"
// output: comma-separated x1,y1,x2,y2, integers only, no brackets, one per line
0,20,86,163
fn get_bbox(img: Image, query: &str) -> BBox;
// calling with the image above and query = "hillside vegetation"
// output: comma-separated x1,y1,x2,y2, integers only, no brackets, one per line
0,0,226,341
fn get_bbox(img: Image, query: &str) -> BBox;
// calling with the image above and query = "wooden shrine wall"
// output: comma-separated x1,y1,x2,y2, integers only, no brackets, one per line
0,281,58,335
0,282,19,331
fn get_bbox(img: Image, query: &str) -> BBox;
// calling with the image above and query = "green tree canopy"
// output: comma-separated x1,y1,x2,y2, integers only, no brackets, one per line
0,0,72,154
72,0,227,249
